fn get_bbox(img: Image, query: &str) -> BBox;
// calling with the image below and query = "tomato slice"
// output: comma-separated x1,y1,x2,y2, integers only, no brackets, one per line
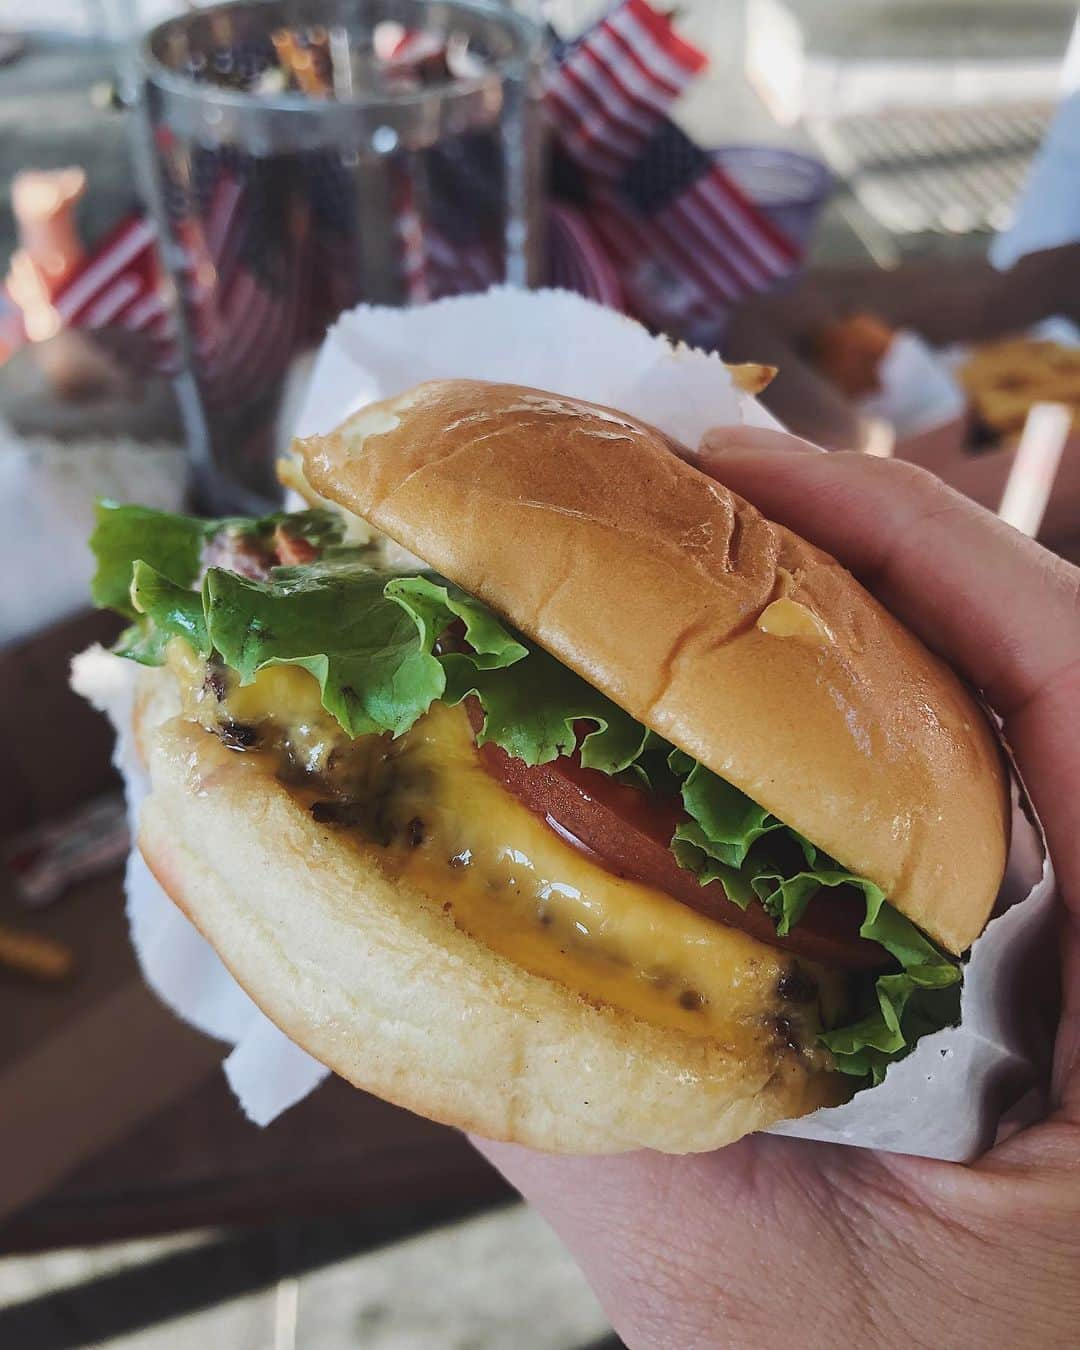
469,707,884,971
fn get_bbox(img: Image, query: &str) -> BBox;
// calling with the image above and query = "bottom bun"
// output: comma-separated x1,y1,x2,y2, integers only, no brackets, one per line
137,679,844,1153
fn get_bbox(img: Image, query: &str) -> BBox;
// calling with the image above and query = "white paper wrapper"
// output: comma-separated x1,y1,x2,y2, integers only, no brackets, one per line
70,646,331,1124
990,44,1080,273
856,330,966,439
79,289,1057,1156
0,426,186,647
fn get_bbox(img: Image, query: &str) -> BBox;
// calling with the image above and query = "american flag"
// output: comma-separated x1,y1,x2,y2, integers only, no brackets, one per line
544,0,706,173
4,153,304,397
546,0,800,318
547,201,624,309
42,212,175,369
395,125,622,306
399,134,505,301
174,153,309,405
4,1,805,380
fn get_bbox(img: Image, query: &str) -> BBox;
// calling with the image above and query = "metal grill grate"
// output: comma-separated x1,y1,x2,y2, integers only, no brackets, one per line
807,101,1055,237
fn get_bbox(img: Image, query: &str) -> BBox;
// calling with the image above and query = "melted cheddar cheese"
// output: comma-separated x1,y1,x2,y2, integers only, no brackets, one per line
165,642,839,1057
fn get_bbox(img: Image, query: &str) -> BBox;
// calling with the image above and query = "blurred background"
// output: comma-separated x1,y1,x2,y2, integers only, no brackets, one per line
2,1,1078,1345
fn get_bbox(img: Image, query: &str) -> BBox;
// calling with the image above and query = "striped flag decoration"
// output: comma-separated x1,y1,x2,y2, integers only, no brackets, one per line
619,119,798,298
4,2,806,384
413,134,505,299
544,0,706,180
163,155,309,410
547,201,624,310
546,0,800,318
6,135,313,394
45,213,176,369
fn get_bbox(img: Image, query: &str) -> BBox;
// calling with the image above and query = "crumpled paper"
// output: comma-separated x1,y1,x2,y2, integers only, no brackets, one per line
77,289,1058,1156
0,423,185,646
70,646,329,1121
857,330,966,440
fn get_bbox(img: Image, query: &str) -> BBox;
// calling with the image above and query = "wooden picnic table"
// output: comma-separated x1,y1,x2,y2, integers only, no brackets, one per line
0,610,508,1253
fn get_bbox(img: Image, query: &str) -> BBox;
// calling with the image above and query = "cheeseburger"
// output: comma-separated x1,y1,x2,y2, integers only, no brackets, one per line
87,380,1008,1153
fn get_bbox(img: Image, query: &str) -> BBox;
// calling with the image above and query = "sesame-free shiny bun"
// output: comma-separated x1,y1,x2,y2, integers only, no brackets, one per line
302,379,1009,955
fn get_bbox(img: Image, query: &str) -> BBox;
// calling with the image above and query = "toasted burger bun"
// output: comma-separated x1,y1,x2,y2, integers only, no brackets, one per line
134,676,844,1154
131,378,1009,1152
302,379,1009,956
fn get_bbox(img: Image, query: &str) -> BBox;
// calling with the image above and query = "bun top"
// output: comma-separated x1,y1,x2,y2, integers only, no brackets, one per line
301,379,1009,954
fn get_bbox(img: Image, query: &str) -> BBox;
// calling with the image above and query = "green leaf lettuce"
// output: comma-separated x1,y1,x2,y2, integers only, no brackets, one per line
91,501,965,1086
669,760,962,1083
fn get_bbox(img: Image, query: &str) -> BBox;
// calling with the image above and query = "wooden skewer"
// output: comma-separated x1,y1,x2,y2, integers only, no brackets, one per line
328,25,353,100
997,401,1070,538
0,922,75,983
858,415,896,459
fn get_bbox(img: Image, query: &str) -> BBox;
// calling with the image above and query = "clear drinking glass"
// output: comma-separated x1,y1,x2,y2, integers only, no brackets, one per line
135,0,546,510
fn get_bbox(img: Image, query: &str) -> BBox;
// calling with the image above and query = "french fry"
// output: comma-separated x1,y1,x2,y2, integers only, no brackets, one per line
0,923,75,983
726,361,777,396
958,338,1080,436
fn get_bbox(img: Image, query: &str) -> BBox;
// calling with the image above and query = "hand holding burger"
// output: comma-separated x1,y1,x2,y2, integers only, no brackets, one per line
86,380,1008,1154
476,429,1080,1348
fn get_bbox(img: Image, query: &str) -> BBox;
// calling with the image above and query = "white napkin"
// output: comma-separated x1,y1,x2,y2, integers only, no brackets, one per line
857,329,966,437
992,19,1080,270
0,422,186,646
79,289,1057,1156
